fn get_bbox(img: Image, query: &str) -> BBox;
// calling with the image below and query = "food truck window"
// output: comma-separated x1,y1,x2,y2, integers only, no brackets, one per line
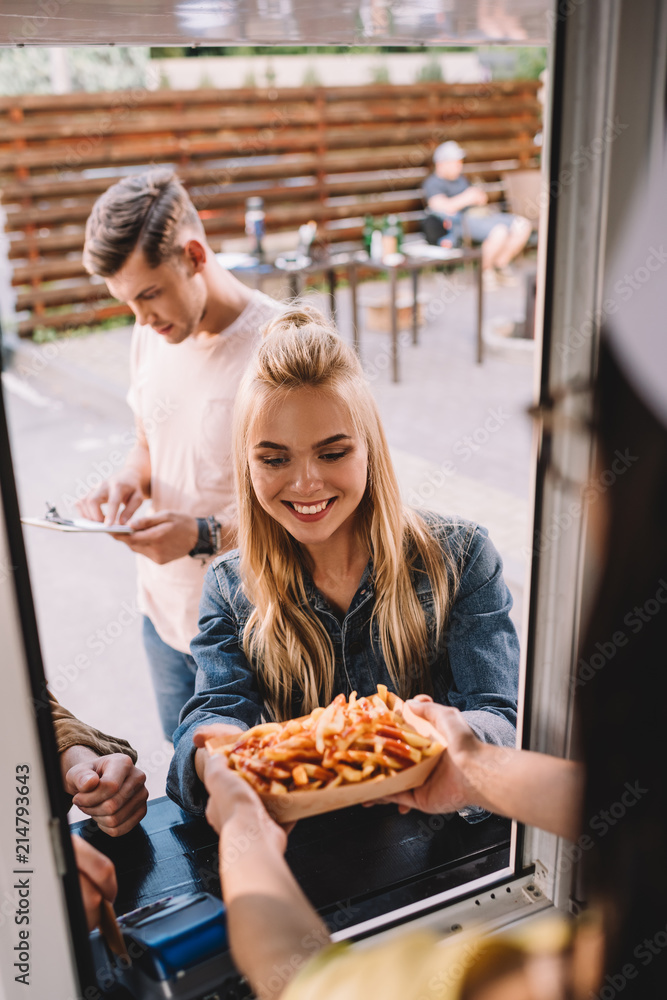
2,2,664,997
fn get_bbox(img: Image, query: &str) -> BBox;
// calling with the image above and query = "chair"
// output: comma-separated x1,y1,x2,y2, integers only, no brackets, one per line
501,168,542,246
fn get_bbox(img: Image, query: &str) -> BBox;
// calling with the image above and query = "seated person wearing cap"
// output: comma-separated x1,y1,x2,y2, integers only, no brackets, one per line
422,140,531,287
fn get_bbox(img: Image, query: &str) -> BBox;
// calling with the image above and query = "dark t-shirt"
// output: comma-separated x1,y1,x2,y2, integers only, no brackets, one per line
422,172,470,210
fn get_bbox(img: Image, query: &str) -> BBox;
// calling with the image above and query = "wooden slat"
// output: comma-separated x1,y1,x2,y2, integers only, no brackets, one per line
6,181,323,229
15,280,111,311
0,124,538,174
0,79,540,114
0,147,536,204
18,303,131,337
11,258,89,285
0,97,541,142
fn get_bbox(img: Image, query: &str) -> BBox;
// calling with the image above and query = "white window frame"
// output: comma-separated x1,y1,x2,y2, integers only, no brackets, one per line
1,2,666,995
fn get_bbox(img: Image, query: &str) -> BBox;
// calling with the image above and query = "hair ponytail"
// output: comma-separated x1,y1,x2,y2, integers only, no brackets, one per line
261,303,325,339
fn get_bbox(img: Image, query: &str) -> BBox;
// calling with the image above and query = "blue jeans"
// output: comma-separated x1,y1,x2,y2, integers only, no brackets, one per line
463,211,517,244
142,616,197,742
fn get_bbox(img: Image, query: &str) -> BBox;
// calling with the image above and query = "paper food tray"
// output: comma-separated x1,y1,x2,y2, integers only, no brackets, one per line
206,693,446,823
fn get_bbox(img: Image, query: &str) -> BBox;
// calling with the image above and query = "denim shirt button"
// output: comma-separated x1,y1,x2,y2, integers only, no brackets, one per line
348,640,363,655
360,589,366,595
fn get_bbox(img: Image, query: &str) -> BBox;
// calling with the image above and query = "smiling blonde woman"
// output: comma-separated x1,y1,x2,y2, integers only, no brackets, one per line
167,305,519,817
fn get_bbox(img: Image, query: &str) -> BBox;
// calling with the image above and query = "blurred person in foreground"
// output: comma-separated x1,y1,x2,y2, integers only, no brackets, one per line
422,140,532,289
77,170,281,742
197,161,667,999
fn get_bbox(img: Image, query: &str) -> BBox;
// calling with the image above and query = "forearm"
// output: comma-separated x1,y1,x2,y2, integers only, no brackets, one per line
463,744,584,842
221,814,329,1000
428,190,473,216
50,695,137,761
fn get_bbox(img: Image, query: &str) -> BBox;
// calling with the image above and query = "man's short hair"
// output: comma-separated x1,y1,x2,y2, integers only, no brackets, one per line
83,168,205,278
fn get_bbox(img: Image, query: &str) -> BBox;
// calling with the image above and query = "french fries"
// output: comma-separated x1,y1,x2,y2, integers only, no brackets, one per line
206,686,442,796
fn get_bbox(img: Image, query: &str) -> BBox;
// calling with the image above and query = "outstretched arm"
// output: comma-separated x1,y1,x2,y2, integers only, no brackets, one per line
386,700,584,843
203,755,329,1000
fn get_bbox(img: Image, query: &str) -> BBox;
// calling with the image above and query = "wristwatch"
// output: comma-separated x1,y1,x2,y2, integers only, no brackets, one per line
189,516,222,558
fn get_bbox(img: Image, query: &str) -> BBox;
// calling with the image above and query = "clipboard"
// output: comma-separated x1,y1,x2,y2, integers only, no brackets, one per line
21,503,133,534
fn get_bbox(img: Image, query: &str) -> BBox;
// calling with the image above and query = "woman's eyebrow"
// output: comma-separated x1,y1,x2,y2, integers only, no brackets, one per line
253,434,351,451
314,434,352,447
255,440,288,450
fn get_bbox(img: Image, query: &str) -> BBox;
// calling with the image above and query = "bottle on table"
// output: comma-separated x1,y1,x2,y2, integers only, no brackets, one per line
297,220,317,258
382,214,403,257
245,196,266,260
370,229,384,261
363,215,376,254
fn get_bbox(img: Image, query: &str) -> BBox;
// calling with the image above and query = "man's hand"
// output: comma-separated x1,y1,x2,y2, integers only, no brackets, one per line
113,511,199,564
61,749,148,836
77,470,145,526
71,836,117,931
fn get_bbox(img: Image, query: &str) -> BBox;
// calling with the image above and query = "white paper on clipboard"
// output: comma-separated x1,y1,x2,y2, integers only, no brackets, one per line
21,517,133,534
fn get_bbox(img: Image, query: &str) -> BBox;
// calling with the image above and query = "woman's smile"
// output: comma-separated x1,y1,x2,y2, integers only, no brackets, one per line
282,497,337,521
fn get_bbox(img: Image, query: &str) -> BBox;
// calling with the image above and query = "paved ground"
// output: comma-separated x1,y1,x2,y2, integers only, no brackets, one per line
2,258,537,814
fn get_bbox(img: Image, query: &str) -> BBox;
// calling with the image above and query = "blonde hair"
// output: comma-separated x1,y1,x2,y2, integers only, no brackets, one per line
233,304,460,721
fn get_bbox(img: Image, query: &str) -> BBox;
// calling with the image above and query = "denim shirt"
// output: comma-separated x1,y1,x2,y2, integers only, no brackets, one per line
167,513,519,818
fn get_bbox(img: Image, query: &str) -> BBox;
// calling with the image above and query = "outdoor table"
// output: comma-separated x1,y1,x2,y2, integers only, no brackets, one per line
348,245,485,383
218,250,348,323
219,244,484,383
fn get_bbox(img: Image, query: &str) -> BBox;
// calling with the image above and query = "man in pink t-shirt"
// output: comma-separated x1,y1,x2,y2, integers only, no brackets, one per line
78,170,281,740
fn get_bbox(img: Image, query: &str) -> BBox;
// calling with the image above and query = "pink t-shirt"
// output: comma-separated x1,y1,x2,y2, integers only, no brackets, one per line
127,289,282,653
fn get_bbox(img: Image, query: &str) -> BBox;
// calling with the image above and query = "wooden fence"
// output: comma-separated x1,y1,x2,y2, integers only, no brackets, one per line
0,80,541,336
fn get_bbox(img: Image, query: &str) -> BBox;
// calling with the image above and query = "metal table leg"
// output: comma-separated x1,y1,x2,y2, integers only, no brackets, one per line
390,266,399,383
475,257,484,364
411,269,419,345
289,272,301,300
349,261,360,356
327,268,337,323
